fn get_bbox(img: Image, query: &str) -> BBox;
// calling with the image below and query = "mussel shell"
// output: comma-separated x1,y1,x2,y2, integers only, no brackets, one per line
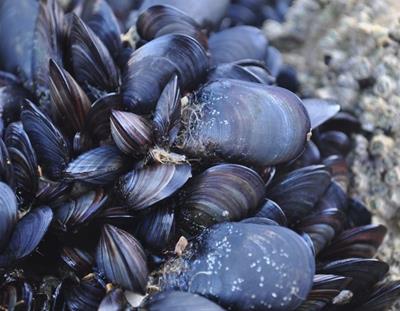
61,247,94,277
179,79,311,167
161,222,315,310
70,14,119,92
302,98,340,130
137,5,207,48
98,287,131,311
121,34,208,114
0,84,31,130
110,110,153,156
65,145,126,185
0,279,33,311
356,280,400,311
144,290,225,311
139,0,230,29
0,138,14,187
117,163,191,211
178,163,265,235
0,182,17,252
347,197,372,227
255,199,287,226
36,177,70,204
265,46,283,77
317,130,351,157
208,26,268,65
0,206,53,267
96,224,148,293
21,100,70,180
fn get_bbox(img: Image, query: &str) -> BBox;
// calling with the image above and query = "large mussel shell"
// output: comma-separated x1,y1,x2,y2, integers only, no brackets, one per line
0,182,17,252
80,0,122,61
5,122,38,204
117,163,191,211
66,145,126,184
153,74,181,147
121,34,208,114
96,224,148,293
208,26,268,65
137,5,207,48
160,222,315,310
139,0,229,29
179,80,311,167
54,189,108,233
178,163,265,235
0,0,39,83
70,14,119,92
64,273,106,311
143,290,225,311
49,59,91,137
0,206,53,267
110,110,153,156
21,100,70,180
267,165,332,225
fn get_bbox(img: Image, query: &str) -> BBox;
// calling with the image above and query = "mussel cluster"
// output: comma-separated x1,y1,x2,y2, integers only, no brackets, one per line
0,0,399,310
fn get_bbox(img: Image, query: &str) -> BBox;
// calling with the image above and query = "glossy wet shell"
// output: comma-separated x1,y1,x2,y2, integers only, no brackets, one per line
161,222,315,310
180,79,311,166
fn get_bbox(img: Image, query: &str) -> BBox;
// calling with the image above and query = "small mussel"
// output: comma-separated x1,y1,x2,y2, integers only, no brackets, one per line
159,222,315,310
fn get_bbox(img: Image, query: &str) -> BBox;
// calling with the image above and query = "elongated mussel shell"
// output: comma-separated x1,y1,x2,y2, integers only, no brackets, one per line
302,98,340,129
70,14,119,93
137,5,207,48
5,122,38,204
208,26,268,65
153,74,181,146
0,182,17,252
117,163,191,211
161,222,315,310
65,145,126,185
121,34,208,114
355,280,400,311
0,138,14,186
49,59,91,137
110,110,153,156
54,189,108,232
267,165,332,225
139,0,229,29
96,224,148,293
144,290,225,311
0,206,53,267
81,0,122,61
178,163,265,235
21,100,70,180
179,80,311,167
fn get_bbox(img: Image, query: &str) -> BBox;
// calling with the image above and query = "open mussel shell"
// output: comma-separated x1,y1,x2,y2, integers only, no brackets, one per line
5,122,38,203
255,199,287,226
21,100,70,180
303,98,340,130
117,163,191,211
0,0,39,83
0,279,33,311
355,280,400,311
137,5,207,48
318,224,387,260
53,189,108,233
121,34,208,114
0,138,14,187
178,163,265,235
179,80,311,167
208,26,268,65
160,222,315,310
80,0,122,61
110,110,153,156
0,182,17,252
49,59,91,137
142,290,225,311
153,74,181,146
64,273,106,311
267,165,332,225
96,224,148,293
134,205,175,253
139,0,229,29
65,145,126,185
0,206,53,267
61,247,94,277
70,14,119,93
